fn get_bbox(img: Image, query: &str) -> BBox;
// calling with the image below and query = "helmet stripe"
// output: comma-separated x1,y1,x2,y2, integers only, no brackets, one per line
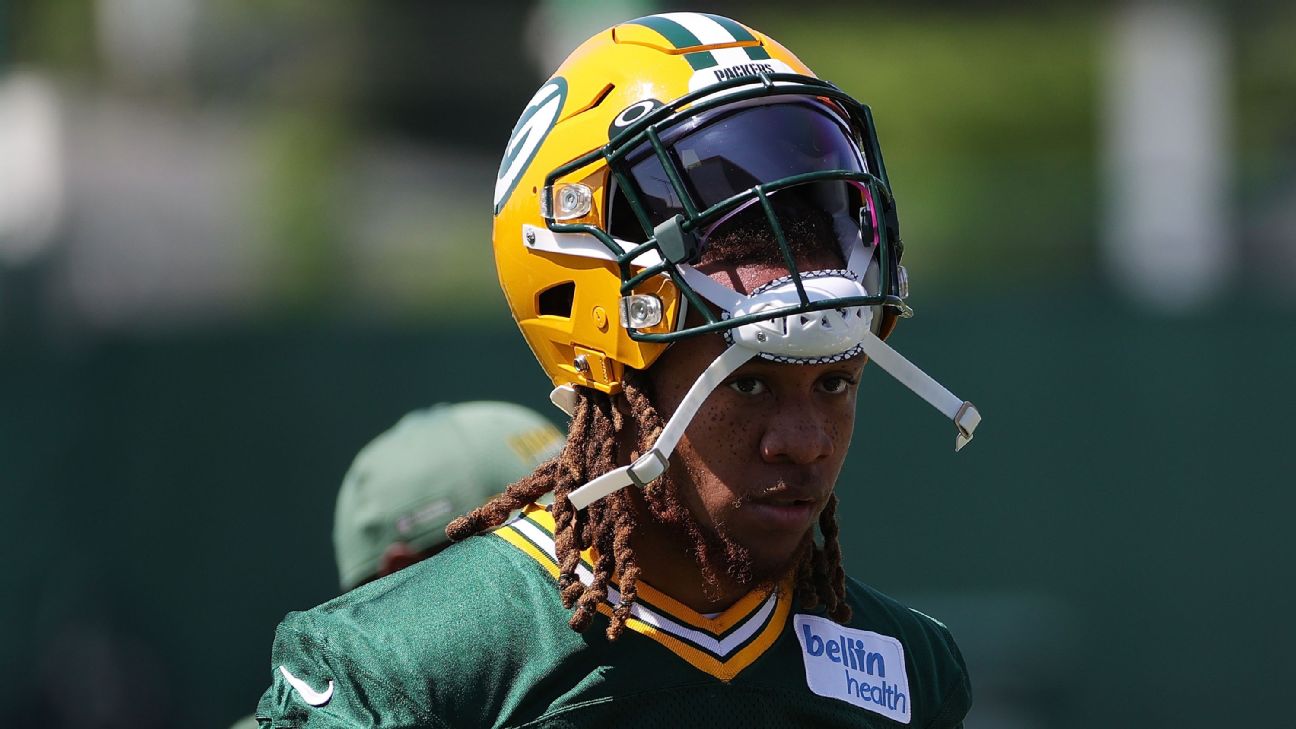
658,13,760,68
700,13,754,42
698,13,771,60
628,13,774,69
629,14,703,48
683,51,720,71
627,15,718,71
658,12,737,44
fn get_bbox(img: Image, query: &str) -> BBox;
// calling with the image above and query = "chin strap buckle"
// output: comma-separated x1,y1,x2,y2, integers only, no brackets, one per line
627,449,669,488
567,449,669,511
953,401,981,452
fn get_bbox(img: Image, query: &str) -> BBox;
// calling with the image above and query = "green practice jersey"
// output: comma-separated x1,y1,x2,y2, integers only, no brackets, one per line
257,505,971,728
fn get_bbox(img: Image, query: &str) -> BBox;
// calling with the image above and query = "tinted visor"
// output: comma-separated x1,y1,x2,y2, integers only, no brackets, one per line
621,100,867,230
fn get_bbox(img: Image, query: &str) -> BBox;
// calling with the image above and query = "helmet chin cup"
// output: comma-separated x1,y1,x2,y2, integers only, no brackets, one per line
727,273,874,361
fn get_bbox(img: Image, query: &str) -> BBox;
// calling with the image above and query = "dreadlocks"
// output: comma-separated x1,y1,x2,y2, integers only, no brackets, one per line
446,369,851,641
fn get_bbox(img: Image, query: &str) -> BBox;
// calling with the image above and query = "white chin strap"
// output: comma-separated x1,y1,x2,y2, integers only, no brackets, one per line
856,330,981,451
561,264,981,512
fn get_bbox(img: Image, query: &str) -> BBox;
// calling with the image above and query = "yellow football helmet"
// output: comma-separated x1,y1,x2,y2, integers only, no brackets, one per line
491,13,979,508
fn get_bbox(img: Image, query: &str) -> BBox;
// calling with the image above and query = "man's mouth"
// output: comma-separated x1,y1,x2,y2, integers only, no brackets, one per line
754,495,817,507
741,492,821,530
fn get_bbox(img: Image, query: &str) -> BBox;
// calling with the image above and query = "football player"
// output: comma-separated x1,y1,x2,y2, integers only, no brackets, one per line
330,401,564,589
258,12,980,728
235,402,561,729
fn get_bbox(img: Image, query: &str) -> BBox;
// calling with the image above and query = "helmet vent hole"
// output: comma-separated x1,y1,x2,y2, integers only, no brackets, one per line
538,282,576,318
565,84,617,122
589,83,615,110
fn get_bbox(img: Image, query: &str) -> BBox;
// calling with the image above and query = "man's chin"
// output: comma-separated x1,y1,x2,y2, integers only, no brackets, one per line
705,524,814,591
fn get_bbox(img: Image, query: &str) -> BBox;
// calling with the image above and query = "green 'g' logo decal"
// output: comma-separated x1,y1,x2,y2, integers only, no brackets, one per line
494,77,568,215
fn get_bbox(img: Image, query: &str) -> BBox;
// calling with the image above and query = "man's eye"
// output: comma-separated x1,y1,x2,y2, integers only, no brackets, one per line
729,378,767,395
819,375,855,394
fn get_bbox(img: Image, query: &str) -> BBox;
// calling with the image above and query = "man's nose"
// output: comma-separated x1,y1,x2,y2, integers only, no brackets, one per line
759,398,835,465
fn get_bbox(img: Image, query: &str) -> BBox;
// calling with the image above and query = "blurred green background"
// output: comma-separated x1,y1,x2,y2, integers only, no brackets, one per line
2,1,1294,727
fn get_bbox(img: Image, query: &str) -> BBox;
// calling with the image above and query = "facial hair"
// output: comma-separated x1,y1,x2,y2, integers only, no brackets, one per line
645,469,815,598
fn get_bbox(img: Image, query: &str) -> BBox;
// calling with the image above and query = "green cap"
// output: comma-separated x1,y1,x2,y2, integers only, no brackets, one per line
333,401,564,590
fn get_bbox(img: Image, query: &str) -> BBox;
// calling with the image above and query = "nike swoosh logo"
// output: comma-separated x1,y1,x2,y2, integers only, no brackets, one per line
279,665,334,706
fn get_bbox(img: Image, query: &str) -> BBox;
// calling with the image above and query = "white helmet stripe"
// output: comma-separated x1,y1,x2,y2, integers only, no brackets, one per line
657,12,738,44
658,12,751,67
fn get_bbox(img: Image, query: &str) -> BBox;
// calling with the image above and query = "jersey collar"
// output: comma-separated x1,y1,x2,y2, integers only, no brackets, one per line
495,503,793,681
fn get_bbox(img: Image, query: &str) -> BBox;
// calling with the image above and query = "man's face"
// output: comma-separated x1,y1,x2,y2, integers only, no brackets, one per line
646,254,865,584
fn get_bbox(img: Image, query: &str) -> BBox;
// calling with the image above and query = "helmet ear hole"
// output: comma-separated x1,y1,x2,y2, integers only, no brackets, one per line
538,282,576,318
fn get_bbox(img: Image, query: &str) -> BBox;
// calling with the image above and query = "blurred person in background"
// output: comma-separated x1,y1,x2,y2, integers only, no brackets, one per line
229,401,563,729
257,13,978,728
331,401,564,591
